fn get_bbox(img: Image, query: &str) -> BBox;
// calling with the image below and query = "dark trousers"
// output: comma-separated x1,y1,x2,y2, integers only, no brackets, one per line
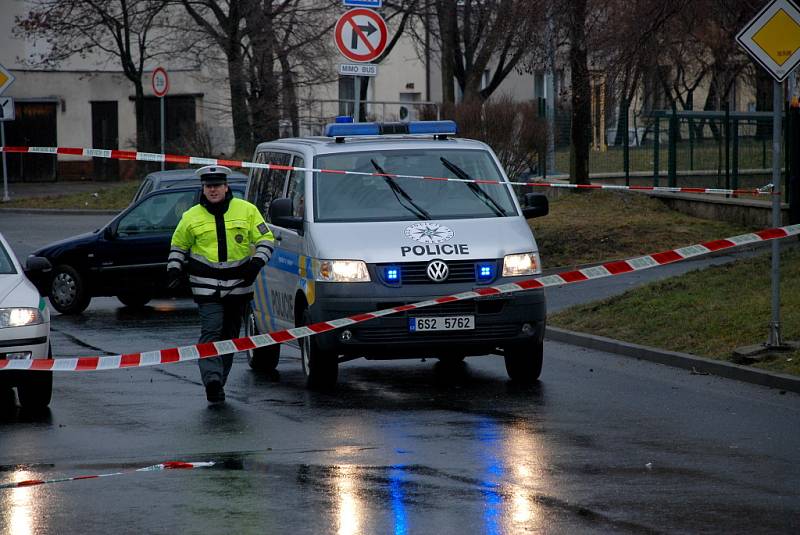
197,300,247,387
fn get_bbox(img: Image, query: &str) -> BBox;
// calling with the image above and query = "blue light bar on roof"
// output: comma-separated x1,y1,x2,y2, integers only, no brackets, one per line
324,122,380,137
408,120,457,135
324,120,458,138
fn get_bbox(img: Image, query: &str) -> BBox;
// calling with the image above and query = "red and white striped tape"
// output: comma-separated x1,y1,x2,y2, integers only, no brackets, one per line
0,461,214,489
1,224,797,373
0,145,771,196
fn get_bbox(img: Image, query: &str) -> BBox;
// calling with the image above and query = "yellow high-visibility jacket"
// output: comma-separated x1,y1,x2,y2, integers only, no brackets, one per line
169,196,274,302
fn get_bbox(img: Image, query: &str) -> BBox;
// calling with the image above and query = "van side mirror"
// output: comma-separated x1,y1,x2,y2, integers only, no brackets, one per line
521,193,549,219
269,197,304,232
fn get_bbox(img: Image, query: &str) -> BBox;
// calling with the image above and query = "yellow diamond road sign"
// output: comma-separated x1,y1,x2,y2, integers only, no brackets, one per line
737,0,800,82
0,63,15,95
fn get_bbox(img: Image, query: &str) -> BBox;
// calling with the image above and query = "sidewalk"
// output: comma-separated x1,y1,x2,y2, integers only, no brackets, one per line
2,180,115,200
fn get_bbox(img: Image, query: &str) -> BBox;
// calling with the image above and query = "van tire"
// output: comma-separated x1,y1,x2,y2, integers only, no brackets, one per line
504,339,543,383
50,264,91,314
245,305,279,371
300,309,338,390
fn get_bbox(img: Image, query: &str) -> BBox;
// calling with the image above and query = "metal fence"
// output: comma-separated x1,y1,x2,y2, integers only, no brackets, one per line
553,109,790,199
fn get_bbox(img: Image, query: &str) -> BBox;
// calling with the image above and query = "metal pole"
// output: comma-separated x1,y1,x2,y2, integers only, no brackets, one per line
1,122,8,201
768,79,783,348
354,76,362,122
160,96,165,171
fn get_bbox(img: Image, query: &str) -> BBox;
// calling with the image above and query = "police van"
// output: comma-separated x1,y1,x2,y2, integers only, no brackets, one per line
244,120,548,388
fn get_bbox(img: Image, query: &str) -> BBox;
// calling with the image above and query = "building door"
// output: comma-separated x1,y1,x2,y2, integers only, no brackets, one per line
91,101,119,180
4,102,57,182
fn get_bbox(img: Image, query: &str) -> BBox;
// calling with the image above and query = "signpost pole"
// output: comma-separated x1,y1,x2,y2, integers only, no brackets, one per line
354,76,362,122
160,96,165,171
768,79,784,347
1,121,8,201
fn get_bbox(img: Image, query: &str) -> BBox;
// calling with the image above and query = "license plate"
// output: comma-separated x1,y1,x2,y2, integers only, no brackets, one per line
409,315,474,332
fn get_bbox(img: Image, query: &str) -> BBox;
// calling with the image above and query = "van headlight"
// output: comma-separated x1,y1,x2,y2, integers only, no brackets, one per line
502,252,541,277
0,308,44,328
317,260,371,282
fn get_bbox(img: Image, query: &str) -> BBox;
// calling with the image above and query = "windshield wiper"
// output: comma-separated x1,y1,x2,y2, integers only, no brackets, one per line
371,159,431,220
440,157,508,217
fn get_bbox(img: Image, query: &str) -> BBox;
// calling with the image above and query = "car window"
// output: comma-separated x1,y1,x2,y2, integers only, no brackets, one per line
0,241,16,274
314,149,518,222
249,151,291,220
117,191,196,236
134,178,155,202
286,156,305,219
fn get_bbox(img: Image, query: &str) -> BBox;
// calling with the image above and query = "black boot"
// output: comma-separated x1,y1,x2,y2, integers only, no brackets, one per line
205,380,225,403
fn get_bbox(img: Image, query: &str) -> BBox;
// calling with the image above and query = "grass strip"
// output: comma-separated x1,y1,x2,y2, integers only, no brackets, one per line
2,182,139,210
549,247,800,376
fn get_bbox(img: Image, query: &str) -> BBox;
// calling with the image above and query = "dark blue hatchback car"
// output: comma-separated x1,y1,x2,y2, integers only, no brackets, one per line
26,181,247,314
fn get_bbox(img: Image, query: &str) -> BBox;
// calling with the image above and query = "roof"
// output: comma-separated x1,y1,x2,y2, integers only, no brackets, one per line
255,135,489,157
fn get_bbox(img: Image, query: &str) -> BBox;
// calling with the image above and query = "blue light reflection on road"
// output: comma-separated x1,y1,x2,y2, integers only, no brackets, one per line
389,465,408,535
478,418,504,535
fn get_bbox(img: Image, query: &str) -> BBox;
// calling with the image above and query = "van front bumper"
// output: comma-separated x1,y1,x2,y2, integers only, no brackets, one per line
308,279,546,359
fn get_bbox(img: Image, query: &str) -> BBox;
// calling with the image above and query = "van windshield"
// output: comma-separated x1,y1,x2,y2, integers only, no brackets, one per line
314,149,518,222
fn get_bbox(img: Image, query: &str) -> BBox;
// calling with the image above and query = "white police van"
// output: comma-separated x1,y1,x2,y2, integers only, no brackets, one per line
244,120,548,388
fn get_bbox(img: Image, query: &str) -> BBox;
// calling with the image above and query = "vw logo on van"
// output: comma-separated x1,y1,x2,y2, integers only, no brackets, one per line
405,222,454,244
426,260,449,282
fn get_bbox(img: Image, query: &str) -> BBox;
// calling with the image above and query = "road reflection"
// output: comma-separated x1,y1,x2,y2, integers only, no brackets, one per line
4,470,35,535
333,464,361,535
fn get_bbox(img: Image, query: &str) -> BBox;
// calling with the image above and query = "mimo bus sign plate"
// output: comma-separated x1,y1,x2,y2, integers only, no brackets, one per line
736,0,800,82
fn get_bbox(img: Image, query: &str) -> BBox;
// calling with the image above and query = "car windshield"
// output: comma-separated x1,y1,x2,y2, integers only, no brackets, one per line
0,241,17,275
314,149,518,222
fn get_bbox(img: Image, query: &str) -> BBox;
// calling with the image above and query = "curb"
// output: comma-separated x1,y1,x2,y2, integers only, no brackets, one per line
545,326,800,394
0,207,120,215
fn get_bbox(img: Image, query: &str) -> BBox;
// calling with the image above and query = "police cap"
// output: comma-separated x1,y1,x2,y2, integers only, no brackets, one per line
195,165,232,186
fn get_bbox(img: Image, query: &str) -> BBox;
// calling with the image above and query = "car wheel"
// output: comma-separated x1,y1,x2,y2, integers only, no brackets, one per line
504,339,543,383
300,309,338,390
117,294,152,308
17,345,53,409
50,264,91,314
245,305,279,371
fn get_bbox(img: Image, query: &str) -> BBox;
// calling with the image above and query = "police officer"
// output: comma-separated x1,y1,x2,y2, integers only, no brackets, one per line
167,165,274,403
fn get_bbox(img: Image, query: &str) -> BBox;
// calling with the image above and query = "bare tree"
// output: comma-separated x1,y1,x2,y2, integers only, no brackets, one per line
16,0,171,150
179,0,252,155
417,0,545,103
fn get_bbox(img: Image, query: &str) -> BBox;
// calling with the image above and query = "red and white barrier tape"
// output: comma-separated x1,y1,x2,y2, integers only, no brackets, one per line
0,145,771,196
0,461,214,489
1,224,797,373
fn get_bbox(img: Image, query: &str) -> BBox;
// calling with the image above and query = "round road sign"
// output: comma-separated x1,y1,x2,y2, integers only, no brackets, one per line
152,67,169,97
334,8,388,63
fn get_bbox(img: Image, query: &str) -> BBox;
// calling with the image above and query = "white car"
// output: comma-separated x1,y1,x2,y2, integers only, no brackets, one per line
0,232,53,408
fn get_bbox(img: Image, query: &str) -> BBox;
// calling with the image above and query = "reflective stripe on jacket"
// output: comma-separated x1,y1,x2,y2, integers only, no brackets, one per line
169,197,274,301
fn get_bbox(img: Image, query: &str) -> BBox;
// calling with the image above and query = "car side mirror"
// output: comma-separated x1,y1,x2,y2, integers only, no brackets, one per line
521,193,549,219
25,256,52,272
103,224,117,240
269,197,304,233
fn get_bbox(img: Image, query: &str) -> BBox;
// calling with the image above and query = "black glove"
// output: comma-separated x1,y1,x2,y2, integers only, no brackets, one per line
167,268,182,290
243,258,265,285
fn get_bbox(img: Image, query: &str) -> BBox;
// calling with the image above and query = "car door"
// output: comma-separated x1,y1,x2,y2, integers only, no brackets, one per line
249,151,294,333
91,189,198,296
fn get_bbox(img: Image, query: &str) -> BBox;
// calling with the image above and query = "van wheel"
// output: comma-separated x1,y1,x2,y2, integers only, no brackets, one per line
504,339,543,383
17,345,53,409
300,309,338,389
245,305,279,371
117,294,152,308
50,264,90,314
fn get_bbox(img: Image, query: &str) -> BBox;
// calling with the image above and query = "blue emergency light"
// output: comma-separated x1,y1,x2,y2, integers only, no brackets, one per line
475,262,495,283
335,116,354,123
324,120,458,139
383,265,402,285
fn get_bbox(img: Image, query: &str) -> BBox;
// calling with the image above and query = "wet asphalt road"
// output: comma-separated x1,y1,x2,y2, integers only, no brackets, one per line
1,212,799,534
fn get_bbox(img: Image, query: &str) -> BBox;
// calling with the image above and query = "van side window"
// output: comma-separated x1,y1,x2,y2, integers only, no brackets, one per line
286,156,305,219
253,151,291,220
246,152,265,206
